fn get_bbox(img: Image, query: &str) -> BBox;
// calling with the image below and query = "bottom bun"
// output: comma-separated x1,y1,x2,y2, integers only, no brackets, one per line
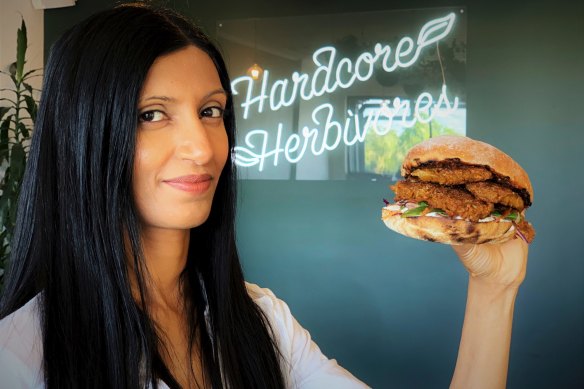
381,208,516,245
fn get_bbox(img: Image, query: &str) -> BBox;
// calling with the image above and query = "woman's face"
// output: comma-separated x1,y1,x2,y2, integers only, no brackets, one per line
133,45,229,232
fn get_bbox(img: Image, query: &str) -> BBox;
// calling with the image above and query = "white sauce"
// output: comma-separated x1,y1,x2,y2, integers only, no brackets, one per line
426,212,447,218
478,216,496,223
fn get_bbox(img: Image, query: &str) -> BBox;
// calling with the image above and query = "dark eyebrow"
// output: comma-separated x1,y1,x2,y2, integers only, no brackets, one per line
140,95,176,103
139,89,228,104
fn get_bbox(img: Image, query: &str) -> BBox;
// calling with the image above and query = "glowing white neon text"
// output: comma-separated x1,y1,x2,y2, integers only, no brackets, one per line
231,13,456,119
234,86,459,171
230,13,462,171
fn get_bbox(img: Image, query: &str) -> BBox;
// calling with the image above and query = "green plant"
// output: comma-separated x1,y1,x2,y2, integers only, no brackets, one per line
0,20,40,289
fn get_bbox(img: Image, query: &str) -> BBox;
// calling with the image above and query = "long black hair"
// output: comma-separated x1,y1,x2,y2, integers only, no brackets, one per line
0,3,285,388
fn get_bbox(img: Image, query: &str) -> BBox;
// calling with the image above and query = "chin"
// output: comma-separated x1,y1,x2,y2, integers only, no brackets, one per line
189,206,216,227
139,205,214,231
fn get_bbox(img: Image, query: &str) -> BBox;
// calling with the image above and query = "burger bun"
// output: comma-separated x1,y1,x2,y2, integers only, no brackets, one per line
382,207,517,245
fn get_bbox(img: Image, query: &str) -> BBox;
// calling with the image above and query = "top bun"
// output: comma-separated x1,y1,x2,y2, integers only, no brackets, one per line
401,135,533,204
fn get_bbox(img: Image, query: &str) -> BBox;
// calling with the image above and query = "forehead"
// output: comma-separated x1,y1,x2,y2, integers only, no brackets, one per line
140,45,221,96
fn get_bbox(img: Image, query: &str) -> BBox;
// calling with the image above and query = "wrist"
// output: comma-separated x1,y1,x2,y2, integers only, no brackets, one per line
468,274,519,305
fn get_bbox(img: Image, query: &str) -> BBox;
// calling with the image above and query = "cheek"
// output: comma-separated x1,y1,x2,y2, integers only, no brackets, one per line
132,156,153,222
213,129,230,172
133,142,156,191
133,132,173,181
132,137,168,217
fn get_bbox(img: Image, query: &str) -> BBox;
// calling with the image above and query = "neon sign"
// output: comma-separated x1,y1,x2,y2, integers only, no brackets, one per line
230,13,462,172
235,86,459,171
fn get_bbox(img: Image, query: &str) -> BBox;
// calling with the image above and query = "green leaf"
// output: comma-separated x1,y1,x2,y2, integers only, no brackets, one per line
23,95,37,123
0,107,10,121
9,143,26,183
0,18,41,281
22,68,41,81
0,191,10,229
402,202,429,218
22,82,33,94
16,121,30,139
1,115,12,161
16,19,27,83
504,211,521,223
0,230,7,248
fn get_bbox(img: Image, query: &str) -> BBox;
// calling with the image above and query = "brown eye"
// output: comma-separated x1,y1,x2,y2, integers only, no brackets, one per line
139,110,165,122
200,106,224,119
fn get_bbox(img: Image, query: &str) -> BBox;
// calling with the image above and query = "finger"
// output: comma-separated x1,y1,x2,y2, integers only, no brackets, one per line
451,243,477,260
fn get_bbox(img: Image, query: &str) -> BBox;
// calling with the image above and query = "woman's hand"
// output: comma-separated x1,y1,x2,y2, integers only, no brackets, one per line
452,237,529,290
450,237,529,389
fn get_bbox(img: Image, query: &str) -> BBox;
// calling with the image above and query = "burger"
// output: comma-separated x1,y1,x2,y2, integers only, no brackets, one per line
382,135,535,245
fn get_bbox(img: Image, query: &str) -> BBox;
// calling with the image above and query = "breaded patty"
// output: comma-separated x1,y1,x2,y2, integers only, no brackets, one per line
516,220,536,243
392,181,494,222
409,166,493,185
466,182,525,210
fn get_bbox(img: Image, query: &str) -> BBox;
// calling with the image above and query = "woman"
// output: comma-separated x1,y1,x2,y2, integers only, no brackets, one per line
0,3,528,388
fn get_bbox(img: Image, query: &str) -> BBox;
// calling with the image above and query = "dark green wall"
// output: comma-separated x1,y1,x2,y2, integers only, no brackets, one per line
45,1,584,387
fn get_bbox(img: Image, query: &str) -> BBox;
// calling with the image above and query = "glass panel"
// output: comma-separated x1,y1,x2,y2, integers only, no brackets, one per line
217,7,467,180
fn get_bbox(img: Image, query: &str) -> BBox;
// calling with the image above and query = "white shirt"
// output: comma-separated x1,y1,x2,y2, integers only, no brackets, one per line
0,283,368,388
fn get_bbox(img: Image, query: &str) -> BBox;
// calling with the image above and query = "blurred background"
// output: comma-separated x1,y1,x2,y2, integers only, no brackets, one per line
1,0,582,387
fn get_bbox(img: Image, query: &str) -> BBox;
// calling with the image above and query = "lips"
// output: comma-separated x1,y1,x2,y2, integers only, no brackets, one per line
163,174,212,194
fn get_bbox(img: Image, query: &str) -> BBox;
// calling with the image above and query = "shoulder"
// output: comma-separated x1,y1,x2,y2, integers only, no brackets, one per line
245,282,298,346
245,282,369,388
0,294,44,388
245,282,287,316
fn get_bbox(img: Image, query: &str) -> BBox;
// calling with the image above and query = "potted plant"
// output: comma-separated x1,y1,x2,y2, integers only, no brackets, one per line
0,20,40,290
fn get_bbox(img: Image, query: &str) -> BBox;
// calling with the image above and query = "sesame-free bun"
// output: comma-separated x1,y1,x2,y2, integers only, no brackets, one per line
401,135,533,205
381,208,516,245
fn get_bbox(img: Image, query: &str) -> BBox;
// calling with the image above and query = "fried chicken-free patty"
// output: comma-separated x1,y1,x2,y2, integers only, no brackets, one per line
392,181,494,222
466,182,525,210
516,220,536,243
409,166,493,185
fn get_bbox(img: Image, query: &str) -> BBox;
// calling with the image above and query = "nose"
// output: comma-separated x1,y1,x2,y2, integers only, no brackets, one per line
176,115,213,165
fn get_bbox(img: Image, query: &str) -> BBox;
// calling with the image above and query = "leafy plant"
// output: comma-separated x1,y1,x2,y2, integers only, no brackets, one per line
0,20,40,290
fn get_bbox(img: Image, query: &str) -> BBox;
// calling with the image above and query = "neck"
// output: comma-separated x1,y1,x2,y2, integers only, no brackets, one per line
129,227,191,312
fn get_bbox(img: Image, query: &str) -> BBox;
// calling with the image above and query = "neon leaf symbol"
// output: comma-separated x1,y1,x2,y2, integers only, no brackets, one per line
417,13,455,47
